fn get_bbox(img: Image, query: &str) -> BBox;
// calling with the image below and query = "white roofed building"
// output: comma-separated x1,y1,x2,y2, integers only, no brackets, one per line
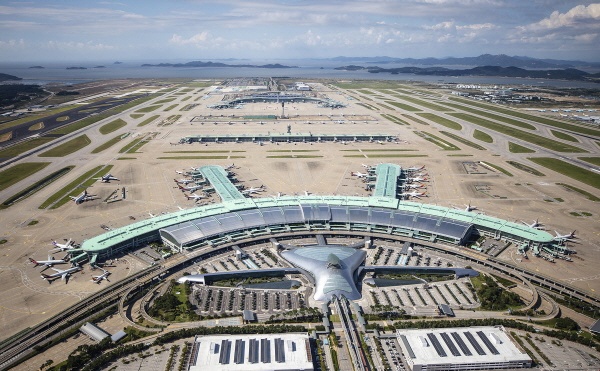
396,326,532,371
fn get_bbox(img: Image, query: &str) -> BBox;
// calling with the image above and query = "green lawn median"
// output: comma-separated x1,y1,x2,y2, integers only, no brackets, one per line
0,162,50,191
39,165,112,209
99,119,127,135
39,135,91,157
528,157,600,190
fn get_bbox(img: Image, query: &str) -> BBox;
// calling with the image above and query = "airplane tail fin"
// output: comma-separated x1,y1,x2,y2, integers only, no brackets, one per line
41,273,51,280
29,258,39,267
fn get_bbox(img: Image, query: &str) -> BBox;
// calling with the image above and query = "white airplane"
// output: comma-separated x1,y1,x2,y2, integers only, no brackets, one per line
464,202,477,212
186,193,207,201
362,164,371,168
50,239,74,252
407,165,425,171
70,190,96,204
175,170,186,175
41,265,82,283
351,171,369,178
399,191,427,199
174,178,194,185
29,255,68,269
404,184,425,189
408,176,428,183
225,163,236,170
522,219,543,229
148,212,156,218
178,184,203,192
91,269,110,284
94,173,119,183
304,191,312,196
242,186,266,195
553,230,577,241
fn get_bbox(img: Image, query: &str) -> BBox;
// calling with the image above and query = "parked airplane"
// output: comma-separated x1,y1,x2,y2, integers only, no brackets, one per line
41,265,82,283
464,202,477,212
178,184,203,193
242,186,266,195
174,178,194,185
408,176,428,183
404,184,425,189
407,165,425,171
94,173,119,183
225,163,236,170
148,212,156,218
522,219,543,229
91,269,110,284
50,239,74,252
70,190,96,204
399,191,427,199
186,193,207,201
553,230,576,242
29,255,69,269
351,171,369,178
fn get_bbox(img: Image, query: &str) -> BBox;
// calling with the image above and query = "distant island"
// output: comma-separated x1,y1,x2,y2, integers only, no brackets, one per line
141,61,297,69
93,66,106,68
113,61,123,64
334,65,600,82
66,66,87,70
28,66,44,69
0,73,22,82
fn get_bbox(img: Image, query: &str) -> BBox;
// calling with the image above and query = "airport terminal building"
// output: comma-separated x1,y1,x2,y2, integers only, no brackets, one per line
396,326,532,371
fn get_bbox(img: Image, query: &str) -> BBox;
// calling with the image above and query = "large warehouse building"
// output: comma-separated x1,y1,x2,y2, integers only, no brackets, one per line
396,326,532,371
188,333,314,371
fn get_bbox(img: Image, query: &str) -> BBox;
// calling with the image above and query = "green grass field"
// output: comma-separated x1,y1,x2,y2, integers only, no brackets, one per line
508,142,536,153
99,118,127,135
439,131,485,150
441,102,536,130
157,156,245,160
529,157,600,190
154,98,176,104
130,113,144,119
556,183,600,202
0,162,50,192
1,166,74,209
417,113,462,130
506,161,545,176
39,165,113,209
138,115,160,127
578,157,600,166
39,135,91,157
384,101,421,111
448,97,600,137
449,113,585,153
473,129,493,143
389,93,453,111
403,115,429,125
0,137,55,159
414,131,460,150
91,135,126,154
164,104,178,111
381,114,409,125
482,161,513,176
550,130,579,142
135,105,162,113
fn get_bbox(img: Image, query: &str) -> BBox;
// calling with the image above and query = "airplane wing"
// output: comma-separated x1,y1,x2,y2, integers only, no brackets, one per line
51,268,64,274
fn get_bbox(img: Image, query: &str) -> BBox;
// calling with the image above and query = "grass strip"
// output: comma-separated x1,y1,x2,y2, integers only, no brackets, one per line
439,131,485,150
391,93,453,111
417,113,462,130
130,113,144,119
481,161,513,176
99,118,127,135
154,98,176,104
381,113,409,125
403,114,429,125
0,162,50,191
266,150,319,152
0,137,55,159
138,115,160,127
164,150,235,153
448,113,585,153
91,134,126,154
441,102,537,130
550,130,579,142
359,149,417,152
266,155,323,158
157,156,242,159
508,142,535,153
448,97,600,137
414,131,460,150
39,165,112,209
384,101,421,111
473,129,493,143
506,161,545,176
1,166,74,209
39,135,91,157
119,136,150,154
135,105,162,113
356,103,379,111
556,183,600,202
529,157,600,190
164,104,178,111
360,154,428,158
117,157,136,160
578,157,600,166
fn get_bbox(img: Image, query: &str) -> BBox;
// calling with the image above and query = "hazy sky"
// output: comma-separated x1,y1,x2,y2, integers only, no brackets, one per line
1,1,599,62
